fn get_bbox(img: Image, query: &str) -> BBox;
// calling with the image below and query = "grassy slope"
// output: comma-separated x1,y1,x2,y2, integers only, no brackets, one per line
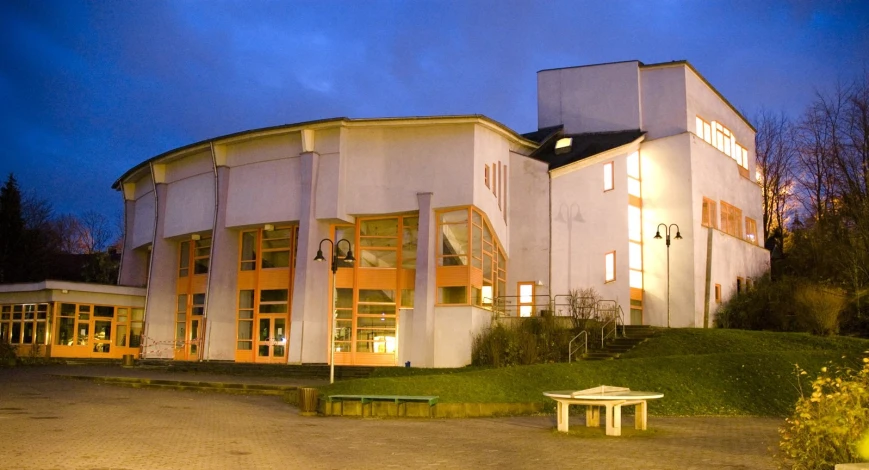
321,329,869,416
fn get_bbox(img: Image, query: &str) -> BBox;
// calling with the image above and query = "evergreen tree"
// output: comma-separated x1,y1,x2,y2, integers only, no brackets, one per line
0,174,25,283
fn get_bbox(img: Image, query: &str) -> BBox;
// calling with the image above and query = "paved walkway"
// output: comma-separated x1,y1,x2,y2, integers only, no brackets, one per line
0,365,782,469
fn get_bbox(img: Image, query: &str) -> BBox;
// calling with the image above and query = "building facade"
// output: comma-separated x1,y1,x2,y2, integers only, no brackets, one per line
0,60,769,366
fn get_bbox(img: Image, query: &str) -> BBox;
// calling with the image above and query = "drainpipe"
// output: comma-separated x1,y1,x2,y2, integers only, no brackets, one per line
201,141,219,361
140,161,160,359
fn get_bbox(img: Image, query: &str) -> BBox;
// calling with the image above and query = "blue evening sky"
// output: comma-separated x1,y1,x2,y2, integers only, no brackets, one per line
1,0,867,220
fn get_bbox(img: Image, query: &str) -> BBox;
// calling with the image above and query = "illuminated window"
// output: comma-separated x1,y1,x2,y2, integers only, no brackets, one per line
628,206,642,242
180,237,211,276
629,270,643,289
555,137,573,155
603,162,614,191
745,217,758,245
701,198,717,229
518,282,535,317
720,201,743,239
629,242,642,270
696,116,749,172
437,207,507,308
605,251,616,283
627,152,640,179
714,284,721,303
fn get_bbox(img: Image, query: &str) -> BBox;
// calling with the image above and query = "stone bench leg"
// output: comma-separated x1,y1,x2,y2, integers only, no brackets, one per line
586,405,600,428
605,404,622,436
634,401,647,430
557,401,569,432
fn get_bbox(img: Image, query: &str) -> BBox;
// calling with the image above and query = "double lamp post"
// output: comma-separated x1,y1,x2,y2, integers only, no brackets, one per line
653,223,681,328
314,237,355,384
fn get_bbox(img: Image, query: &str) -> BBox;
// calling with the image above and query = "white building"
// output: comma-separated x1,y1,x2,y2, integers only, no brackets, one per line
0,60,769,367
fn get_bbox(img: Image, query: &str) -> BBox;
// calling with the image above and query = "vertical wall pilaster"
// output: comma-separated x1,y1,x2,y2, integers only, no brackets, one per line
143,182,176,359
289,151,331,364
203,165,237,360
411,192,436,367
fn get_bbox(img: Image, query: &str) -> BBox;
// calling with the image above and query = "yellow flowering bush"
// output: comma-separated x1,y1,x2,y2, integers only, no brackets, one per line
780,354,869,469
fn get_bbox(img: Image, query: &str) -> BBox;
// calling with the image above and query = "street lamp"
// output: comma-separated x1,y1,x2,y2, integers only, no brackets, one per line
653,223,682,328
314,238,355,384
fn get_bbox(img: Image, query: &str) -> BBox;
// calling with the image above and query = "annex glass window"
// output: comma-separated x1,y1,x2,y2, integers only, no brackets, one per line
1,303,48,346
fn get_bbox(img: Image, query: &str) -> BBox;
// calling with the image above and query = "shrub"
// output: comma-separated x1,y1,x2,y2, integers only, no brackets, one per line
471,316,574,367
779,356,869,469
0,341,16,365
715,275,798,331
567,287,599,330
794,284,847,336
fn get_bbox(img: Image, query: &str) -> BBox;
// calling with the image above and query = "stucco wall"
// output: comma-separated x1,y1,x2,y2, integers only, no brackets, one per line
640,65,688,140
506,151,550,298
225,158,302,227
163,172,215,238
538,61,642,134
131,191,155,249
639,135,696,327
432,305,491,367
550,151,631,303
342,124,475,216
472,125,510,248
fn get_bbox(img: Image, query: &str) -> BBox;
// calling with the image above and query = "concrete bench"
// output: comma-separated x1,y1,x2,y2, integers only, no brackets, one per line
543,386,664,436
326,394,439,417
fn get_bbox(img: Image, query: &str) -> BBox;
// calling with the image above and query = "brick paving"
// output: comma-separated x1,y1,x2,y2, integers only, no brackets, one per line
0,366,782,469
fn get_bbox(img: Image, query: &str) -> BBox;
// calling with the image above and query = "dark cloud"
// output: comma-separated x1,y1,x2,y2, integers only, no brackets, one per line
1,0,867,218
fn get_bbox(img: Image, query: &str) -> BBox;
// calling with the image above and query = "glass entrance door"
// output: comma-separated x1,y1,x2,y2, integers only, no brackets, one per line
255,316,286,363
174,294,204,361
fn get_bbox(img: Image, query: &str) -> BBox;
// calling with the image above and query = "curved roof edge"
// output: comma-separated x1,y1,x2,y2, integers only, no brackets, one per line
112,114,537,190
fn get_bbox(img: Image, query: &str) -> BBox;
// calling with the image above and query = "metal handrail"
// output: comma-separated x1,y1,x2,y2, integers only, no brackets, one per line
568,330,587,362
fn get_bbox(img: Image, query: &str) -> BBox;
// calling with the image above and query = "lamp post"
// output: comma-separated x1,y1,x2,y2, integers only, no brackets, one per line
314,238,355,384
653,223,682,328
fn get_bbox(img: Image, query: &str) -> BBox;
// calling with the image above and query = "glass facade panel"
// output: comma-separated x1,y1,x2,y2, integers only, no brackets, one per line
438,286,467,304
360,249,397,268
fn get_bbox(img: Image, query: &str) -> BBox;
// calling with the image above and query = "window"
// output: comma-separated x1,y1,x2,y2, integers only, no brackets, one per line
736,277,745,294
179,236,211,276
517,282,535,317
603,162,614,191
720,201,743,239
702,198,718,229
745,217,758,244
714,284,722,303
628,206,642,242
436,207,507,308
484,165,490,188
1,303,48,346
605,251,616,283
555,137,572,155
695,116,749,172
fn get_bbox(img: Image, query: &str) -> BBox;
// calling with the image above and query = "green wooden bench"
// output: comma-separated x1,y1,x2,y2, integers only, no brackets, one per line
326,394,439,417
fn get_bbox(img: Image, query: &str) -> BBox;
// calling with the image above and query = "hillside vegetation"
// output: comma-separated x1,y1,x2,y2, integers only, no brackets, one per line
321,329,869,416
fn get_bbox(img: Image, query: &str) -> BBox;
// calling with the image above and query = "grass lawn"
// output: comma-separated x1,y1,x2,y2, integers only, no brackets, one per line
321,328,869,417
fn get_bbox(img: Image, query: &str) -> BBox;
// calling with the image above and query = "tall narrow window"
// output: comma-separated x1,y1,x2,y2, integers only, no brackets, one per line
745,217,757,244
603,162,614,191
484,165,490,188
605,251,616,283
518,282,535,317
714,284,722,303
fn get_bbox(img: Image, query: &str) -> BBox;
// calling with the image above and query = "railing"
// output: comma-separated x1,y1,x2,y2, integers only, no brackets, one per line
568,330,587,362
597,301,626,348
492,294,553,318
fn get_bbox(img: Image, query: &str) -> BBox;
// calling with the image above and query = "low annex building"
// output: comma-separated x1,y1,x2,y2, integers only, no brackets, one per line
0,60,769,367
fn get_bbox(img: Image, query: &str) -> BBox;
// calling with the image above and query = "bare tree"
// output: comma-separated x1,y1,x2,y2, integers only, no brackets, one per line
754,109,796,248
78,210,114,254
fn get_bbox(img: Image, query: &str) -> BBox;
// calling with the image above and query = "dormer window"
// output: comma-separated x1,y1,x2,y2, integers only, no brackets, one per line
554,137,573,155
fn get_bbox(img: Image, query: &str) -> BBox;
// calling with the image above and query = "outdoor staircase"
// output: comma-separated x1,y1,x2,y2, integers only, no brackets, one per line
583,325,659,361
